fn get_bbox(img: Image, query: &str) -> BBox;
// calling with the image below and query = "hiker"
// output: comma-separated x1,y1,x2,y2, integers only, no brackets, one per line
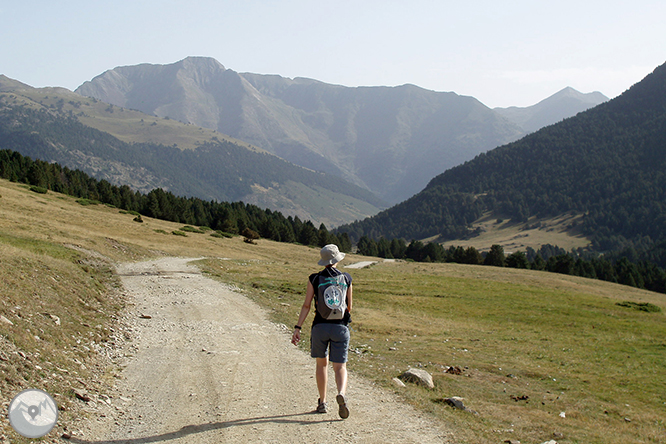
291,244,353,419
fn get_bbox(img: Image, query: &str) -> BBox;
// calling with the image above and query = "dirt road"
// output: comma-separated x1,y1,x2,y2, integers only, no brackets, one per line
73,257,452,443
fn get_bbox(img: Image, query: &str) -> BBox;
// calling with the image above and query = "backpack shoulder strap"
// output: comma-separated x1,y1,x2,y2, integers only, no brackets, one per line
308,272,320,287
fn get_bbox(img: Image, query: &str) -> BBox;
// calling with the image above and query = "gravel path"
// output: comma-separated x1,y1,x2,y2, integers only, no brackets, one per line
344,261,378,269
73,257,452,443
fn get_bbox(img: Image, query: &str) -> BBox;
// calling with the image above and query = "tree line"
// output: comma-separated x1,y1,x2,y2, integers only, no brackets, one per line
0,149,351,252
2,148,665,294
355,236,666,294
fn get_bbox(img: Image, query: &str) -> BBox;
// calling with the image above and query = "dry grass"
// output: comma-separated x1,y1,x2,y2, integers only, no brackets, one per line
2,178,665,443
0,233,123,442
438,212,591,252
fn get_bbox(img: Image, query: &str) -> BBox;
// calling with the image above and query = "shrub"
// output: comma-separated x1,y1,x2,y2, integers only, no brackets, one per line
180,226,205,233
616,301,662,313
119,210,141,217
30,186,48,194
76,198,101,206
241,227,260,244
172,230,187,237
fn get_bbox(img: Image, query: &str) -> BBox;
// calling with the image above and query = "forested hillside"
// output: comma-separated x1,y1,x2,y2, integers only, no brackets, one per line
338,61,666,262
0,102,384,227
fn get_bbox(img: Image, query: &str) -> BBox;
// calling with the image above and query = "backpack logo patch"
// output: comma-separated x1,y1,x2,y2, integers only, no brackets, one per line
316,274,348,320
323,283,344,310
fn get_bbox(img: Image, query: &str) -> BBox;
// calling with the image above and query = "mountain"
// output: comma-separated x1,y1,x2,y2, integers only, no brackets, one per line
495,87,609,133
75,57,527,203
0,79,385,227
337,61,666,261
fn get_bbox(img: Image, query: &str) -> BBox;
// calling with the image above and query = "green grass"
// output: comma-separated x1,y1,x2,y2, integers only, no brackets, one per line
76,198,102,206
119,210,141,217
616,301,662,313
199,258,666,444
29,185,48,194
180,225,207,234
211,231,234,239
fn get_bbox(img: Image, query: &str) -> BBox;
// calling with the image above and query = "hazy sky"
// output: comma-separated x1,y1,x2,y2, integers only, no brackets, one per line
2,1,664,108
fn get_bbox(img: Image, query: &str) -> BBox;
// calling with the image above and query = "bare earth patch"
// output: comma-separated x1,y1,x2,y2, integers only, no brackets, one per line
74,257,452,443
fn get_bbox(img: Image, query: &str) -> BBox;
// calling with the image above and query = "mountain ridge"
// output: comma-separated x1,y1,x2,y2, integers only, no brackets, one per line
75,58,526,203
0,74,33,92
495,86,609,133
75,57,609,203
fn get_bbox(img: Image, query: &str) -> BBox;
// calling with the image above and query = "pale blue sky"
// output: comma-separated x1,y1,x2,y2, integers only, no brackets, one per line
2,0,664,107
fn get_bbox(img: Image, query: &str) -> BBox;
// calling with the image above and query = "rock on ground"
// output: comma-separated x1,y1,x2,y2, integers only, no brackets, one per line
399,368,435,389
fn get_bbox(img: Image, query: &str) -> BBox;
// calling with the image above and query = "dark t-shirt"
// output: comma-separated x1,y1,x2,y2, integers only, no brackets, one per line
309,267,352,326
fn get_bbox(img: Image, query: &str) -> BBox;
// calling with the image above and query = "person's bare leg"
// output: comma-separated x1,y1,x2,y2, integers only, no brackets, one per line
315,357,328,402
332,362,347,396
332,362,349,418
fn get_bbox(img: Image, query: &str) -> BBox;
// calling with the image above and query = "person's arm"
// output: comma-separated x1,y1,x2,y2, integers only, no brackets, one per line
346,282,353,313
291,280,315,345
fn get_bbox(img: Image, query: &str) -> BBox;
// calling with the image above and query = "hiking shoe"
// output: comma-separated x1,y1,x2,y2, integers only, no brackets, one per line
316,398,328,413
336,394,349,419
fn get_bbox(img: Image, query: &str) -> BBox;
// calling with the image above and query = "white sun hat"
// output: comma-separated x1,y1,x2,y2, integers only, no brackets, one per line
318,244,346,266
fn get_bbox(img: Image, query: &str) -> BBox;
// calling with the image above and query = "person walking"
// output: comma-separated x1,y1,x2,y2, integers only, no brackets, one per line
291,244,353,419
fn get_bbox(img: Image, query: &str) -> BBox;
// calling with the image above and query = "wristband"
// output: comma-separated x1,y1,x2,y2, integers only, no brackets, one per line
294,325,301,330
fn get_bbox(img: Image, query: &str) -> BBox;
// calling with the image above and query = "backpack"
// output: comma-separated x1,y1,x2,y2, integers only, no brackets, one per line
313,270,349,320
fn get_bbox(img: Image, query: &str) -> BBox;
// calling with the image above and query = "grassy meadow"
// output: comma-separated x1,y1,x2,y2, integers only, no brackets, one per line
199,257,666,444
1,178,665,443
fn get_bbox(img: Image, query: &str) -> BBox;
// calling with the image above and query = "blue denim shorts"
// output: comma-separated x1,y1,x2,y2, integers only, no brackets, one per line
310,323,350,363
